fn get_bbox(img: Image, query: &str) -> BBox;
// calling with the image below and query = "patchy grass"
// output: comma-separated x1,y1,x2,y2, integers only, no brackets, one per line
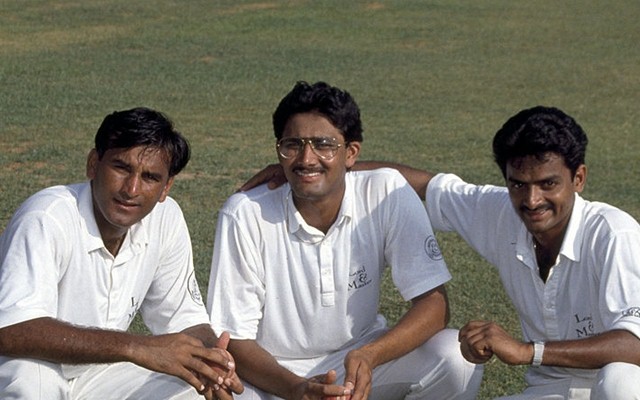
2,1,639,397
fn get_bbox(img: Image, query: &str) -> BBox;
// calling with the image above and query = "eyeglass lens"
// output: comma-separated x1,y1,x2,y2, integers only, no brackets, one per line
277,137,342,160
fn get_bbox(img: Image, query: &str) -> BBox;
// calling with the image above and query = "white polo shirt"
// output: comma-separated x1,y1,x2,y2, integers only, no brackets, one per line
208,168,451,360
426,173,640,383
0,182,208,335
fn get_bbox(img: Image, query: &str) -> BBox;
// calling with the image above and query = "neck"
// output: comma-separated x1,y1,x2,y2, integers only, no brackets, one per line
293,197,342,234
103,234,126,256
533,236,562,282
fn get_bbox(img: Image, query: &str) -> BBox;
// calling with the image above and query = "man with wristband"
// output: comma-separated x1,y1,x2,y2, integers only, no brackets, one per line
361,106,640,399
242,106,640,399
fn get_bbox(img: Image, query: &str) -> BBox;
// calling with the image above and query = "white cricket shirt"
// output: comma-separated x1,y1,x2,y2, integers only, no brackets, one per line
0,182,208,335
208,169,451,360
426,173,640,383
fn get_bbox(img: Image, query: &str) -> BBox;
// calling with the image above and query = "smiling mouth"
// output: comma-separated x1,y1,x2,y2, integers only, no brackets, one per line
522,207,550,220
294,169,323,178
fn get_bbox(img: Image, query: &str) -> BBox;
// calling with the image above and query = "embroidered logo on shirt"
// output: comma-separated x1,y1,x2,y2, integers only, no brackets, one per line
574,313,594,338
349,266,373,291
188,271,204,306
622,307,640,318
127,297,140,325
424,235,443,261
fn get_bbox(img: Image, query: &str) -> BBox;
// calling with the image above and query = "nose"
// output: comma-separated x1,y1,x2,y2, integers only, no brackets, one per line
523,185,543,209
297,140,317,163
121,174,140,198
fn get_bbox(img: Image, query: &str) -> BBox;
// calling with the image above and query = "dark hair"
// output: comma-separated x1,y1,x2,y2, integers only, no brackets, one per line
492,106,588,178
272,81,364,142
94,107,190,177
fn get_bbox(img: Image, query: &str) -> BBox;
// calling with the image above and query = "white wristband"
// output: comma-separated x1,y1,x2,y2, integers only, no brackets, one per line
532,341,545,367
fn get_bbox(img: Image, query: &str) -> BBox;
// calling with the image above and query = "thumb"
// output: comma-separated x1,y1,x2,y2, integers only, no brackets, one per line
324,369,337,385
215,331,231,350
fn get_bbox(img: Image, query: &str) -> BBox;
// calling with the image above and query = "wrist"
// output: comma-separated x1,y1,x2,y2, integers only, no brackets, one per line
287,376,310,400
531,341,545,367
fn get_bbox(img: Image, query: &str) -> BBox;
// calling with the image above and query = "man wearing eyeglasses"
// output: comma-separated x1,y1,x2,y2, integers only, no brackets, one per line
206,81,482,400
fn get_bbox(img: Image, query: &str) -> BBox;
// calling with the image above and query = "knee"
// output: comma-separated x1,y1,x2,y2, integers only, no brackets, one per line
426,329,479,373
0,357,69,399
592,362,640,400
422,329,484,398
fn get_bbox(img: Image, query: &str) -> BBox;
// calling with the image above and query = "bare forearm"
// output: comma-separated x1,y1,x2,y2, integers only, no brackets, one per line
541,330,640,369
357,286,448,367
229,339,303,399
353,161,434,200
0,317,145,364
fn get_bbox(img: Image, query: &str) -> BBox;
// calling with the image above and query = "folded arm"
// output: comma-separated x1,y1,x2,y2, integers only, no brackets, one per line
459,320,640,368
0,318,241,399
343,285,449,400
228,338,351,400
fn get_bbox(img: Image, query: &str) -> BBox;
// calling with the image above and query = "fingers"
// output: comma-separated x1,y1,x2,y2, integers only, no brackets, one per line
238,164,284,192
351,366,371,400
459,321,494,362
215,331,231,350
342,361,369,400
324,369,337,385
213,386,236,400
223,372,244,394
459,336,493,364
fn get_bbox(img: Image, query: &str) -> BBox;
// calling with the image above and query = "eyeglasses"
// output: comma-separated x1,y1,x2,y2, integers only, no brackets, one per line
276,137,345,160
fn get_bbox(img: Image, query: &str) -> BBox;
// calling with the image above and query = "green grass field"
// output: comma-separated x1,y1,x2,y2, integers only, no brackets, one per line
1,1,639,398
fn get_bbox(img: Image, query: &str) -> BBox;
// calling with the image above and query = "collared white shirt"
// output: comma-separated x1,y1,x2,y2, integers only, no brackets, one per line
0,182,208,335
426,173,640,382
208,169,451,360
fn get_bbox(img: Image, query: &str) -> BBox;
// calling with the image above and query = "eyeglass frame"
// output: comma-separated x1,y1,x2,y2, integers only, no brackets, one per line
276,137,347,160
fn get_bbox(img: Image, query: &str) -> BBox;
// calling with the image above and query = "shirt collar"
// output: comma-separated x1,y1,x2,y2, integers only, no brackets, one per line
284,174,353,242
559,193,585,262
78,181,149,255
515,192,584,267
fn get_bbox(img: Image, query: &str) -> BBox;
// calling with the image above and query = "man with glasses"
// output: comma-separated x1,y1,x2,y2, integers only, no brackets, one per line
206,81,482,400
242,105,640,399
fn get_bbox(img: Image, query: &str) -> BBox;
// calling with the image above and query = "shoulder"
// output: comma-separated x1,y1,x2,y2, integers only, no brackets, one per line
428,173,509,205
1,183,86,246
581,197,640,235
219,184,288,218
142,195,187,230
11,183,84,220
350,167,405,183
153,195,183,215
348,168,410,195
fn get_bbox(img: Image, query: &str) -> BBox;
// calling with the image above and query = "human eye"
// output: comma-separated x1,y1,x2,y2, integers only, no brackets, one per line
281,138,301,150
111,160,130,172
313,138,338,150
143,172,162,182
508,181,524,190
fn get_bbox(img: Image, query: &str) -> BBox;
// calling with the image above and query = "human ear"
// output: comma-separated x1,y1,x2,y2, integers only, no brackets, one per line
345,141,361,168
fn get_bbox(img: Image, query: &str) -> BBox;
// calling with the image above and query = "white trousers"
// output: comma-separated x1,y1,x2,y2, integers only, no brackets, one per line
0,356,200,400
238,328,483,400
496,362,640,400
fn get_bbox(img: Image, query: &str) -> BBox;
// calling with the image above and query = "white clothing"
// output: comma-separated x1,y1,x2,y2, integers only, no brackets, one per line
208,169,481,398
496,363,640,400
0,357,200,400
0,182,208,397
239,329,482,400
426,173,640,398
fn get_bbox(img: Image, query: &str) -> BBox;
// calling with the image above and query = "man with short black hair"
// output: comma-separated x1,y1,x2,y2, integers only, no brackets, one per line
0,107,242,399
208,81,482,400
